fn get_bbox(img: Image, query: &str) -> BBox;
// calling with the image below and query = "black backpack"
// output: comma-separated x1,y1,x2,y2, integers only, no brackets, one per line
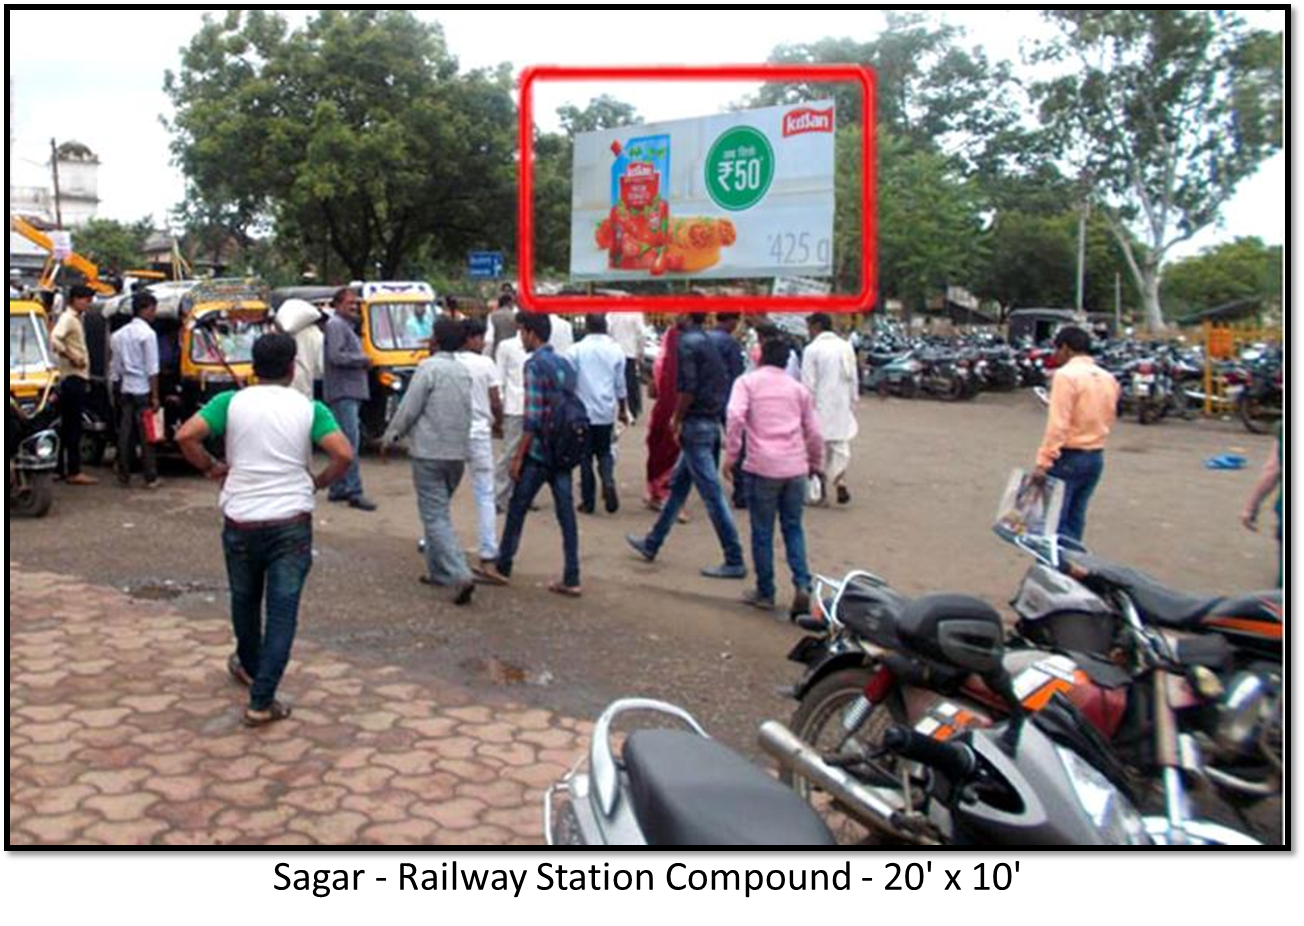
544,360,590,471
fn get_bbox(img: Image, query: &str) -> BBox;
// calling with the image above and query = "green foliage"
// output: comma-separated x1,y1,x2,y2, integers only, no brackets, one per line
71,218,154,274
166,10,517,281
1162,237,1283,321
1033,9,1283,328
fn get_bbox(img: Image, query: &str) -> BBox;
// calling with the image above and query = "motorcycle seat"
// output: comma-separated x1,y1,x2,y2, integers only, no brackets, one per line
866,352,906,367
623,729,835,846
836,577,909,648
1078,557,1222,628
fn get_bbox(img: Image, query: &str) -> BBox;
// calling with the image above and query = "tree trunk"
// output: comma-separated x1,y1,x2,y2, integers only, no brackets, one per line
1141,263,1164,333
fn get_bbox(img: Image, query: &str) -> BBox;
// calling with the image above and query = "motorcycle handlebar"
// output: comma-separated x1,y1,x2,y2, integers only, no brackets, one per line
883,726,976,781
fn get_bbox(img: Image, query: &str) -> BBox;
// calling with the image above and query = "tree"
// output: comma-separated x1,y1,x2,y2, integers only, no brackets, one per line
877,133,986,318
1033,10,1283,330
750,14,1024,170
165,10,518,280
71,217,154,275
1161,237,1283,321
556,95,639,136
974,204,1142,320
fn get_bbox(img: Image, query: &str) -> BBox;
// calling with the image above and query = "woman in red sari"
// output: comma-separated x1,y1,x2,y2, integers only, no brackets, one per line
644,322,681,509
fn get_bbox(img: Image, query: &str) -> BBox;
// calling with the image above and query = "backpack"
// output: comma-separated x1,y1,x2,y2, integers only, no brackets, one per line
544,360,590,471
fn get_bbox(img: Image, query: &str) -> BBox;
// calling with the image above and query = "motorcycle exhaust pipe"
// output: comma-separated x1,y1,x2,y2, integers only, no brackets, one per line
758,721,917,840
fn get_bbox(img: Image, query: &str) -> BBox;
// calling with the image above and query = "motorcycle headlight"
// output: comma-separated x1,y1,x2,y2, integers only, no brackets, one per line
1057,747,1149,845
390,378,405,393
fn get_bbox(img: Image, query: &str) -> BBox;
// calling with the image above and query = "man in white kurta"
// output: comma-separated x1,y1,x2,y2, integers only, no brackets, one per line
801,313,860,505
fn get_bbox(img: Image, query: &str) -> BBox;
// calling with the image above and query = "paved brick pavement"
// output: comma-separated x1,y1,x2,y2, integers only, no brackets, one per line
8,563,590,845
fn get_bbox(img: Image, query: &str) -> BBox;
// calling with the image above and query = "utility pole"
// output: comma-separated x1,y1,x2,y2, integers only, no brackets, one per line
1114,272,1122,333
1074,198,1089,315
49,137,63,228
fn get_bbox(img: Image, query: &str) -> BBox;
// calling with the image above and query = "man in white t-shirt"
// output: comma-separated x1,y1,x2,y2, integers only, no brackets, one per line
457,318,504,573
548,313,575,352
607,310,646,421
175,333,353,728
494,329,529,512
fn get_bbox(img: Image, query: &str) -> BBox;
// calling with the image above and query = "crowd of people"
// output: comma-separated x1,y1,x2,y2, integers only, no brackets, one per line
34,281,1276,729
159,289,868,724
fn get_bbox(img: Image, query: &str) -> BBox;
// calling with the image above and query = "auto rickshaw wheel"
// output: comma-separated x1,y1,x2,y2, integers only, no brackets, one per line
10,471,54,518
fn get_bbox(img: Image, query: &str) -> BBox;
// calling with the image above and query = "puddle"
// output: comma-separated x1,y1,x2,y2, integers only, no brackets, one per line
124,579,221,601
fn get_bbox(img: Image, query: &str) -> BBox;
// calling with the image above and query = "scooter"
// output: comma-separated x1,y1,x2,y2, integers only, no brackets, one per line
545,699,835,846
862,350,922,398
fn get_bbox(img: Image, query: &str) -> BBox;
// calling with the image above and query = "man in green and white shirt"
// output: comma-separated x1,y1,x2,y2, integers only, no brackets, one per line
176,333,353,727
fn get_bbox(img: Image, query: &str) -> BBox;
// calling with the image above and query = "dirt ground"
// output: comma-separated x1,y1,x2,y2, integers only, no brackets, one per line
13,390,1279,751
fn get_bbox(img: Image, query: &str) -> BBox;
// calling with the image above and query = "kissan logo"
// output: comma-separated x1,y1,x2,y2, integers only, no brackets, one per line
782,107,834,137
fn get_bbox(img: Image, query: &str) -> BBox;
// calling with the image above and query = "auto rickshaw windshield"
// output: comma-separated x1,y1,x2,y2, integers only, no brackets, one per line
9,313,53,373
369,302,436,351
190,315,276,365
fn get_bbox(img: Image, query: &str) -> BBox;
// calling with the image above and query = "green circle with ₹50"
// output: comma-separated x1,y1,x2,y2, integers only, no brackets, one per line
705,126,775,211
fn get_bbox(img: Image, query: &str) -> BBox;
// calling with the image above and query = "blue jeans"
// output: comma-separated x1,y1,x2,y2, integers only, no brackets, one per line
328,398,364,500
496,457,580,587
1050,449,1104,542
646,417,744,566
748,474,811,600
222,519,314,710
412,458,472,585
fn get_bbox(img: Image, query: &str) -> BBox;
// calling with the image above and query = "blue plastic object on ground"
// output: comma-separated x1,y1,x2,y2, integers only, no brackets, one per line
1204,454,1248,470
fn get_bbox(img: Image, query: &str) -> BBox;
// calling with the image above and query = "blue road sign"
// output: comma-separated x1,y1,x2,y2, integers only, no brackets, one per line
468,250,505,279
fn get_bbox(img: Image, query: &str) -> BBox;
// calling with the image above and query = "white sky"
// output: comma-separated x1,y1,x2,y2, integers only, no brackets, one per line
7,7,1286,261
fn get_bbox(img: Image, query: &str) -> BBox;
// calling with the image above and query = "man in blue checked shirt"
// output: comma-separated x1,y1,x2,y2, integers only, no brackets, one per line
479,313,582,597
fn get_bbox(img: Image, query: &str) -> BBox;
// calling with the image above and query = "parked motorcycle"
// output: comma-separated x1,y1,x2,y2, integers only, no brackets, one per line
863,350,922,398
770,562,1264,845
1236,348,1283,435
1009,534,1283,808
763,689,1154,846
7,391,60,518
545,699,835,846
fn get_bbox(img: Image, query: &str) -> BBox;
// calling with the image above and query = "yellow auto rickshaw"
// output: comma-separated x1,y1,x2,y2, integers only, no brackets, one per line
103,278,276,443
355,280,438,442
8,299,60,516
8,298,58,418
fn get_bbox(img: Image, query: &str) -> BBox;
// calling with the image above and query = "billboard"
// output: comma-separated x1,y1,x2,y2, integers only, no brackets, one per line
569,101,835,283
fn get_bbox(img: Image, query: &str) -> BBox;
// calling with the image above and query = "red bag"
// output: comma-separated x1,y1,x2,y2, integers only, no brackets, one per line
142,408,166,444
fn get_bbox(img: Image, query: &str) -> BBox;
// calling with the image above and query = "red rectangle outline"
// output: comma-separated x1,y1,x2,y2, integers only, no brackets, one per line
517,64,877,314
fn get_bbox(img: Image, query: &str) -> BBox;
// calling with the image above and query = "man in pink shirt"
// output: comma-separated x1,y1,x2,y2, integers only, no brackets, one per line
724,338,824,617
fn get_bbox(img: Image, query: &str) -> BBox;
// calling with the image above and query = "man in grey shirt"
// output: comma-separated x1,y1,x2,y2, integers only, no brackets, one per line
323,287,376,510
484,293,517,361
382,318,476,606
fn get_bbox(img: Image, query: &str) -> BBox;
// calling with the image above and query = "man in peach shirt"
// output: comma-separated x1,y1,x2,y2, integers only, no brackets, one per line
1031,326,1120,541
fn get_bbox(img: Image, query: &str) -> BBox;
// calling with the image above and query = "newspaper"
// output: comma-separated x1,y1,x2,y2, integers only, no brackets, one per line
993,468,1064,540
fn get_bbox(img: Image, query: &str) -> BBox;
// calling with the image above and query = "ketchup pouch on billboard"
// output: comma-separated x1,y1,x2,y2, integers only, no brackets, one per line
605,134,671,271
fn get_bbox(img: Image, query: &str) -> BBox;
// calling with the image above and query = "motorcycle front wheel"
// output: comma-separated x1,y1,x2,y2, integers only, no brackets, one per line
782,668,900,845
1239,394,1281,435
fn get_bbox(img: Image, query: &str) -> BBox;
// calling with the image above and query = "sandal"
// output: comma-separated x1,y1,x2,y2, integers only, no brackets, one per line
227,653,253,688
472,564,509,587
548,582,582,598
242,701,292,727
